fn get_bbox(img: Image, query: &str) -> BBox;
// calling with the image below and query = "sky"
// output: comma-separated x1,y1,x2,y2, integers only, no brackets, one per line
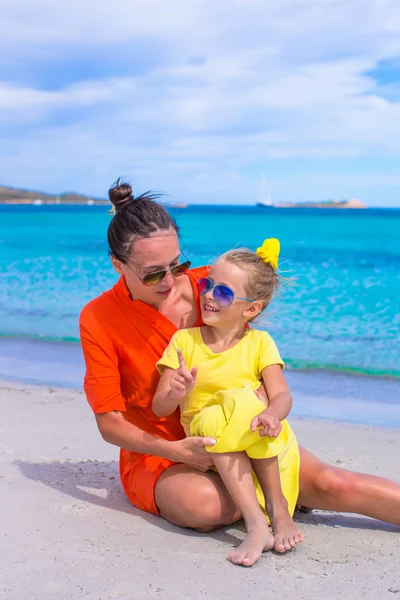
1,0,400,206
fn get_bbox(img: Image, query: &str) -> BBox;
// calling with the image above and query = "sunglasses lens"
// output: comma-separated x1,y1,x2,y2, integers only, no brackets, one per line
198,277,212,295
171,260,191,277
142,271,166,286
142,260,192,286
214,285,234,307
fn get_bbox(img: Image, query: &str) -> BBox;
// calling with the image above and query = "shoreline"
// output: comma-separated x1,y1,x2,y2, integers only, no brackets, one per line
1,334,400,428
1,379,399,599
2,373,400,430
2,333,399,381
1,376,400,432
1,333,399,380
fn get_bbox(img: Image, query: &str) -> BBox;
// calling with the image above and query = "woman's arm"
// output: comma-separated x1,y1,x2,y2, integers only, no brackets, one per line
80,313,213,470
95,411,214,472
96,410,175,456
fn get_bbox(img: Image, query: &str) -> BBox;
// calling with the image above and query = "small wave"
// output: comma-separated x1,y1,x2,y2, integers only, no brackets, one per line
284,357,400,380
0,332,398,380
0,332,80,344
284,327,394,344
0,306,79,319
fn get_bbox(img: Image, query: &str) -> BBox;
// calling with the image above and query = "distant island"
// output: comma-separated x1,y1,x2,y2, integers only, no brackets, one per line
257,198,367,209
1,185,367,210
0,185,108,205
0,185,190,208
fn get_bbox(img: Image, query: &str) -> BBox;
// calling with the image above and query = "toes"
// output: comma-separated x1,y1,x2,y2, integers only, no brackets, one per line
274,541,286,553
285,538,294,550
227,550,260,567
291,532,304,546
227,552,245,566
227,552,240,565
276,537,291,552
274,535,298,552
273,527,304,553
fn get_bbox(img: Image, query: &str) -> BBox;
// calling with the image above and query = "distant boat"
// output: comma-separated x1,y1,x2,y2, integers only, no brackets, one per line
256,175,274,208
256,199,274,208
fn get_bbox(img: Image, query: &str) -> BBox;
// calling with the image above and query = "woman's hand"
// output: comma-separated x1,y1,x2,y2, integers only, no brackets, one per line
250,409,282,438
169,436,216,472
170,349,198,399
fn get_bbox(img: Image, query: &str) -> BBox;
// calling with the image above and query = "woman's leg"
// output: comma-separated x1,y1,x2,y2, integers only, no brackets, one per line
212,452,274,566
155,447,400,535
251,456,304,552
155,464,240,532
298,446,400,525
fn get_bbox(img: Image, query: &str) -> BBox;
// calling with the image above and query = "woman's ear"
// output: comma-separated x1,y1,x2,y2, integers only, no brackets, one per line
110,255,124,275
244,301,263,319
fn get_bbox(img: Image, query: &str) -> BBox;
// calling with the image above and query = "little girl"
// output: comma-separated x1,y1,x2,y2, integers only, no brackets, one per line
153,238,303,567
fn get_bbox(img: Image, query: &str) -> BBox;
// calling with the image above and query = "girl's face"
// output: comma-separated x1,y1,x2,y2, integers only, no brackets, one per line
200,259,261,328
111,229,183,308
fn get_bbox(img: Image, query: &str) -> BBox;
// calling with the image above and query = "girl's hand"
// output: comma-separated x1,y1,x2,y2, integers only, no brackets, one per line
170,349,198,399
250,409,282,438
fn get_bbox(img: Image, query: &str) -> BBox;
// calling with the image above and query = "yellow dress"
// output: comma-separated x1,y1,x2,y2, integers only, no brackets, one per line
157,327,300,516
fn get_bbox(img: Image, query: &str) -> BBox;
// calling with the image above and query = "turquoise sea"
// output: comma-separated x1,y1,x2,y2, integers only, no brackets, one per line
1,204,399,426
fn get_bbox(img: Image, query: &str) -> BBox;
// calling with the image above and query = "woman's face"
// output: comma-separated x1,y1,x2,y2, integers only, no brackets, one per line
111,228,182,307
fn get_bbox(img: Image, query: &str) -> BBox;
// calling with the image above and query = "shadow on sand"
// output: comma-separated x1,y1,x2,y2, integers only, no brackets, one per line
15,458,399,545
13,458,242,546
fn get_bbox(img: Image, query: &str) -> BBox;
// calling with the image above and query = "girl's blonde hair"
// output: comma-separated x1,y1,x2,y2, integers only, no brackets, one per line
218,247,283,314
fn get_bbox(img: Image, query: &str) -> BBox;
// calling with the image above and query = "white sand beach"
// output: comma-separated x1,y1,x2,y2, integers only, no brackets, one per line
1,380,399,600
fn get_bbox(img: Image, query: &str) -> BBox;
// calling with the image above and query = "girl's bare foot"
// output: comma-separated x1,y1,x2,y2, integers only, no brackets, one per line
227,522,274,567
270,507,304,553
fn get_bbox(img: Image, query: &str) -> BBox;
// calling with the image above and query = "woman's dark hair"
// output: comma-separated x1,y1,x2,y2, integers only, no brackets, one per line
107,179,179,262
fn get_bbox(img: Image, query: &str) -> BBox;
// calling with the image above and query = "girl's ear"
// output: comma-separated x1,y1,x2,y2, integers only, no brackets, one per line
110,255,124,275
244,301,263,319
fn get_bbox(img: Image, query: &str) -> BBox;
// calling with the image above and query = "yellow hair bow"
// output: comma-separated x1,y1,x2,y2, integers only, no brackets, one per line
255,238,280,269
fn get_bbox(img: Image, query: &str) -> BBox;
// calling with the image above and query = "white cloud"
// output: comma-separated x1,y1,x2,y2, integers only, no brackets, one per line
1,0,400,205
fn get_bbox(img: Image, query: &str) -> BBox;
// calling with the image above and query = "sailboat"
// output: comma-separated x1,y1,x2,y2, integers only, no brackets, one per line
256,177,274,208
256,197,274,208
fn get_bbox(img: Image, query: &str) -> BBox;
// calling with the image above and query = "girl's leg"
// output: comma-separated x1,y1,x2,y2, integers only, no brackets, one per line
298,447,400,525
212,451,274,566
251,456,304,552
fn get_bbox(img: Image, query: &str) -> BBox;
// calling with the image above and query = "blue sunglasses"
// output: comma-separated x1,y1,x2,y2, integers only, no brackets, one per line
198,277,254,308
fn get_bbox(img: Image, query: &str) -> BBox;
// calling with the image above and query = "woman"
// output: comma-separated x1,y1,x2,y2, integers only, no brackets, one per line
80,180,400,538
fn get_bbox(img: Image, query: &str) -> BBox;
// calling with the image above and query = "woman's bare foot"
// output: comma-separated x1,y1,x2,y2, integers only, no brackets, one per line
270,507,304,553
227,522,274,567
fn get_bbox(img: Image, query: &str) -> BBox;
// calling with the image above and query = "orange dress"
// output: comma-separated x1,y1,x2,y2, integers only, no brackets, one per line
79,267,209,515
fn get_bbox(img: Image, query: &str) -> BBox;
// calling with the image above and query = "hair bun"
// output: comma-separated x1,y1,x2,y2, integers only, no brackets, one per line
109,178,135,212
